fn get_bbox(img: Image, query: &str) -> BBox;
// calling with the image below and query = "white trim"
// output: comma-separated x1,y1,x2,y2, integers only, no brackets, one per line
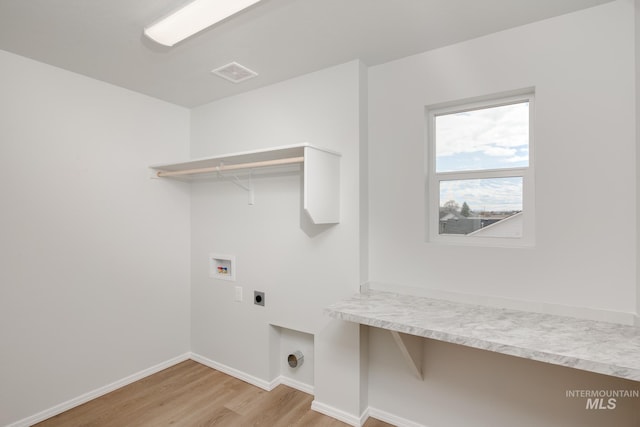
190,354,315,394
189,352,275,391
277,375,315,395
7,353,191,427
310,400,364,426
426,90,535,248
10,352,316,427
7,350,426,427
360,406,370,426
368,407,428,427
190,354,315,395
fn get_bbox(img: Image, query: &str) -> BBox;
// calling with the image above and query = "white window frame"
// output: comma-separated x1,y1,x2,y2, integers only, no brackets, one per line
426,92,535,247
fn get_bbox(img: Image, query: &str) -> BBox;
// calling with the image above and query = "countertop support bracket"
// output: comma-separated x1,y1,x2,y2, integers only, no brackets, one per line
390,330,423,380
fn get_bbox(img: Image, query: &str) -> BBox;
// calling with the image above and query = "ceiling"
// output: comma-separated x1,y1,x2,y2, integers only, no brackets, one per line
0,0,613,107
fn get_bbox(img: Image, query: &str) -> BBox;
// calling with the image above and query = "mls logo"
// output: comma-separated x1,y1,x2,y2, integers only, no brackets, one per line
586,398,616,410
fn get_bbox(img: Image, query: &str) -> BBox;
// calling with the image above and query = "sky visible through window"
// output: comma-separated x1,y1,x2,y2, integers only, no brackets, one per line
440,177,523,212
436,101,528,212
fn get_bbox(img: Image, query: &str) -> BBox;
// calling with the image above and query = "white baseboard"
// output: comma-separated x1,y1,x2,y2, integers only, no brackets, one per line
189,352,315,396
189,352,275,391
311,400,364,426
368,406,428,427
7,353,191,427
9,351,419,427
277,375,315,395
310,402,426,427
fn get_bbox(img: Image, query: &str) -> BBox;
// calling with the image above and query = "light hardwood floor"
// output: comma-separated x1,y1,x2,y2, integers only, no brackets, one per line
35,360,394,427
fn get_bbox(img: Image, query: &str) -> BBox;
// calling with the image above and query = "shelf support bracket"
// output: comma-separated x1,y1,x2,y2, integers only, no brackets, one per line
230,171,255,205
390,330,423,380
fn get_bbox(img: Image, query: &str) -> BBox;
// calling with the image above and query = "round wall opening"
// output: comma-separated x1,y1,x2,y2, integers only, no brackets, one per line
287,351,304,368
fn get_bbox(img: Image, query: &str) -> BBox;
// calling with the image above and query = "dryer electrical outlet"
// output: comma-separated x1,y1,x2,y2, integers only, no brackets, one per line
254,291,265,306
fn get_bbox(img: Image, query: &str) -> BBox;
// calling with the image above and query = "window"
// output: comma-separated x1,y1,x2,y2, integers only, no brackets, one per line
427,92,534,246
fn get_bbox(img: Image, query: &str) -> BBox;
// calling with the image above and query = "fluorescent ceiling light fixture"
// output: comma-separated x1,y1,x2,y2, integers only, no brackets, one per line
144,0,263,47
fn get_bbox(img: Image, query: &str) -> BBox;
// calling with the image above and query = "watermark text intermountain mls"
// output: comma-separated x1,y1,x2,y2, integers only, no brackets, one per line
565,389,639,410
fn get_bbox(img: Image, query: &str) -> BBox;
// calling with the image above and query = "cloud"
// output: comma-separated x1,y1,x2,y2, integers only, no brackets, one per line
505,154,528,163
484,146,517,157
435,101,529,171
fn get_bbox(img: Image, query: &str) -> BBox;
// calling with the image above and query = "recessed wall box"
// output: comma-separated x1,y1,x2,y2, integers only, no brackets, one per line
254,291,265,306
209,254,236,281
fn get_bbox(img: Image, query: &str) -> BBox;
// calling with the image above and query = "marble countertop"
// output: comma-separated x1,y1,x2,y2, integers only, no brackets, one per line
325,290,640,382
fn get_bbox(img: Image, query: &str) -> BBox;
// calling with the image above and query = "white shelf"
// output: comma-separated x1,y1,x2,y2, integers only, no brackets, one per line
150,143,341,224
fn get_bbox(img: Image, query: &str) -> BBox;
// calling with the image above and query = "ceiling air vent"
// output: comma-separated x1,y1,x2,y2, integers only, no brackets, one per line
211,62,258,83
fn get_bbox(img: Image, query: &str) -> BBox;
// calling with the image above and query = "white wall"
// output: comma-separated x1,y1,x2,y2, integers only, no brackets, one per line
636,0,640,327
3,1,639,426
189,60,366,418
368,0,636,321
368,329,639,427
367,1,639,426
0,50,191,426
